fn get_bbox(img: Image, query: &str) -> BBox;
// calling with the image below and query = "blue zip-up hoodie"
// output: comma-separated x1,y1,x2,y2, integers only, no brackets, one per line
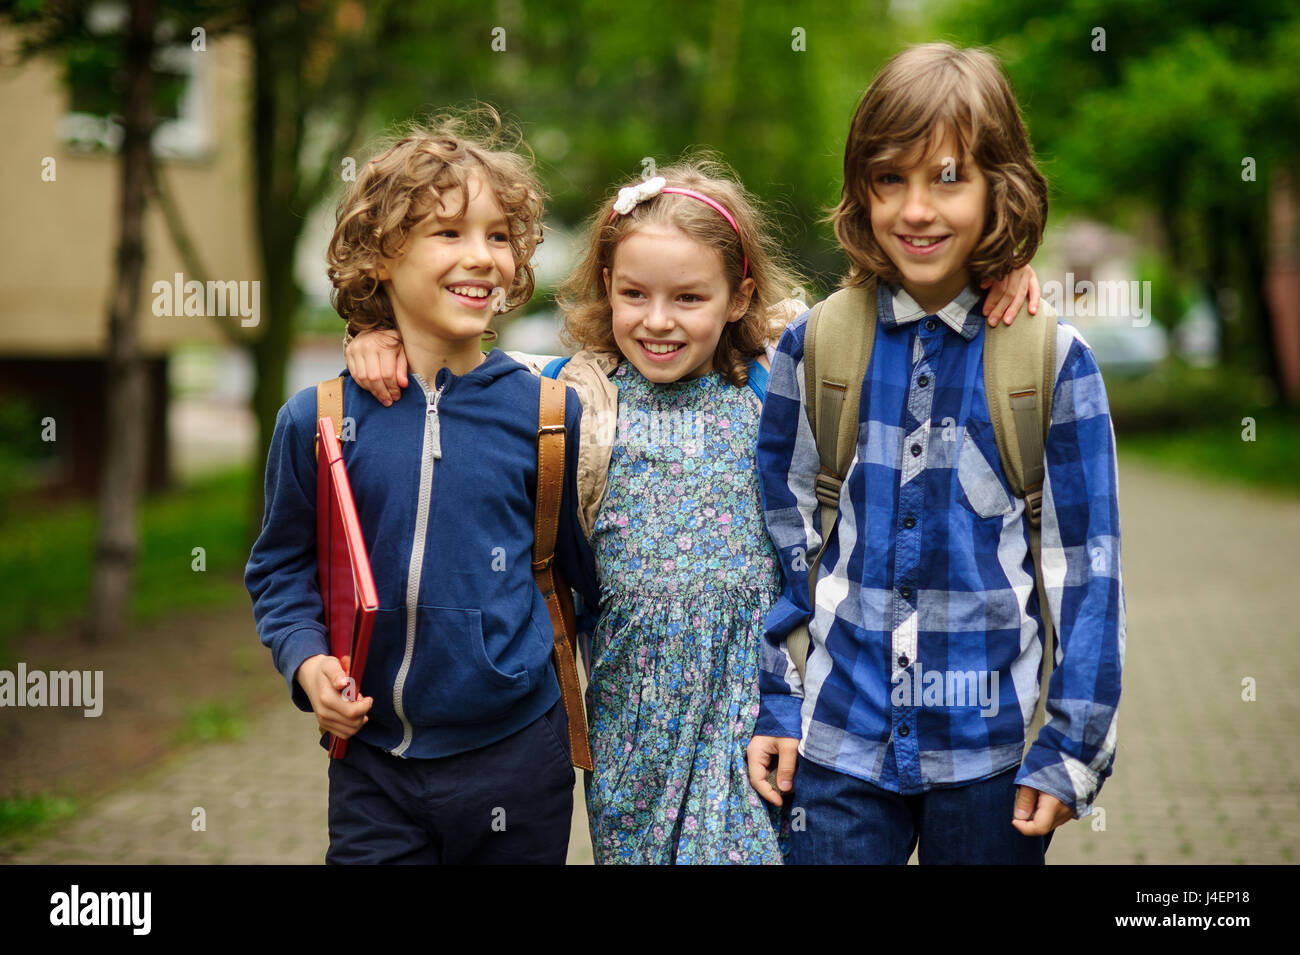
245,348,598,758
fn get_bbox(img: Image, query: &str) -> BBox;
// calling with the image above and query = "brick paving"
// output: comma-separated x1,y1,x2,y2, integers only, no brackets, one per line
6,459,1297,864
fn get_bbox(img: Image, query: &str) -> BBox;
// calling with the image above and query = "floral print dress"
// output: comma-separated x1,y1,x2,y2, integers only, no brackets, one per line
584,362,784,864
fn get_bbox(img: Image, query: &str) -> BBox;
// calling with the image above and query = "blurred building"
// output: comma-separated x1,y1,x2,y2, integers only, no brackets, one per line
0,20,257,496
1035,219,1170,377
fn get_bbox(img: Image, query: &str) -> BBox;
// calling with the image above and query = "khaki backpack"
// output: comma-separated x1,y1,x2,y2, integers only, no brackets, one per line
790,278,1058,754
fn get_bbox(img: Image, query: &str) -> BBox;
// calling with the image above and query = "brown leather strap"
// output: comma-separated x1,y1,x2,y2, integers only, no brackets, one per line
532,378,594,771
315,377,344,458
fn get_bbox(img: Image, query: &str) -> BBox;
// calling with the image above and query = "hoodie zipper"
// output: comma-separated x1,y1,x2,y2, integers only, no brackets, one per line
391,372,443,756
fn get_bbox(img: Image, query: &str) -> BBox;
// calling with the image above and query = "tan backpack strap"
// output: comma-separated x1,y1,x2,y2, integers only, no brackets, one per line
532,377,594,771
789,279,878,682
315,377,344,456
985,304,1056,525
984,303,1059,756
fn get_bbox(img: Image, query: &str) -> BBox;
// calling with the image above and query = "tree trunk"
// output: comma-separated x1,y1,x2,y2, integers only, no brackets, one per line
248,266,301,536
1203,202,1229,365
85,0,156,644
1234,203,1285,401
245,0,308,540
240,0,393,540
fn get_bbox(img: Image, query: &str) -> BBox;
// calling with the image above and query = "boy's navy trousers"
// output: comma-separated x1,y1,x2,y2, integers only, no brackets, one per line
787,756,1053,865
325,699,574,864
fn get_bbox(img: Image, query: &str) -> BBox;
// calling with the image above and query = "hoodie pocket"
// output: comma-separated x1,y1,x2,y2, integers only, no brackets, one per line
400,605,530,726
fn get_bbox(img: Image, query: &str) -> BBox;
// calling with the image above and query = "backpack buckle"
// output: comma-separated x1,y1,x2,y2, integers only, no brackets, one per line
814,472,842,509
1024,486,1044,527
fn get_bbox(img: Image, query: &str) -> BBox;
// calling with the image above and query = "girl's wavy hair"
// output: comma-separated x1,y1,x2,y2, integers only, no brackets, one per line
831,43,1048,288
559,156,802,387
327,109,545,334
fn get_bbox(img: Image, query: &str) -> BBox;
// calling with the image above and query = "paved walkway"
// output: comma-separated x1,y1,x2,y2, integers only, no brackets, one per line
6,459,1298,864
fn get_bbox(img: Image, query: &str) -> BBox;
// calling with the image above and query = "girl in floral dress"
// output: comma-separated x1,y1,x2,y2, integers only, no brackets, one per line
346,159,1038,864
551,160,800,863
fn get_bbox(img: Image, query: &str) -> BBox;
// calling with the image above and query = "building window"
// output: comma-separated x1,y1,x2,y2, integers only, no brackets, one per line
55,1,211,160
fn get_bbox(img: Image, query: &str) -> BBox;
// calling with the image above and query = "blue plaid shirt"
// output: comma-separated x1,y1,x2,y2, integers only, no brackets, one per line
755,283,1125,818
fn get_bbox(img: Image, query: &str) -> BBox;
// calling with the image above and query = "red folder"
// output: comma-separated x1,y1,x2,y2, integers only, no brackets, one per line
316,417,379,759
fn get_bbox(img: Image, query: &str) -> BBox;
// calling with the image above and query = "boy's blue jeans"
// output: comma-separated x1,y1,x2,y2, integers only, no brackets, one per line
325,699,574,864
787,756,1053,865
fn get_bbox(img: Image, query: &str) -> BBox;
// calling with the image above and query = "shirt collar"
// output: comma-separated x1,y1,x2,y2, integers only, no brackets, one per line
882,284,985,341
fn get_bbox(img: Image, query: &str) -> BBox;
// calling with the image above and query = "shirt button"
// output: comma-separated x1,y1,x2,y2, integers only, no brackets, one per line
910,443,922,457
903,516,916,528
917,375,930,387
898,654,909,668
900,586,913,599
925,319,937,332
898,724,910,737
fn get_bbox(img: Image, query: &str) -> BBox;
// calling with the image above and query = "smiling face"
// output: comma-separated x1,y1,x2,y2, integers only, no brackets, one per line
603,225,753,384
375,172,516,355
868,131,988,314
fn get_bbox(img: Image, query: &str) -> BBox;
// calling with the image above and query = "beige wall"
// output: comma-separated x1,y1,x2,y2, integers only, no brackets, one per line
0,28,259,357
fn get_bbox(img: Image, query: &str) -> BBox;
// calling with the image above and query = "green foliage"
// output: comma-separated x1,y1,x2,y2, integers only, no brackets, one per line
0,469,251,666
939,0,1300,386
1107,358,1299,492
1,0,194,125
170,699,247,745
0,793,77,840
1121,410,1300,495
365,0,904,289
0,397,58,518
1105,359,1274,431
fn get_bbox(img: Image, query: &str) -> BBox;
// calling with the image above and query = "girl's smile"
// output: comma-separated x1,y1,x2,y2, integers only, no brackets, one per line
604,225,753,384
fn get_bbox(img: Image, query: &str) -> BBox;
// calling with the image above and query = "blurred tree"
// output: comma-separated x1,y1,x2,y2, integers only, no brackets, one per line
941,0,1300,398
6,0,913,576
1,0,164,642
366,0,900,291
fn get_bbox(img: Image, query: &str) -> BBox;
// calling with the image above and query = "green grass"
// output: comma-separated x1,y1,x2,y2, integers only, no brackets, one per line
170,699,248,745
0,794,77,840
1120,410,1300,495
0,468,253,666
1104,360,1276,433
1104,359,1300,495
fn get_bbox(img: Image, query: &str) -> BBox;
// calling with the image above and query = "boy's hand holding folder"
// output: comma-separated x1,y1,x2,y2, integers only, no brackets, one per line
296,652,372,738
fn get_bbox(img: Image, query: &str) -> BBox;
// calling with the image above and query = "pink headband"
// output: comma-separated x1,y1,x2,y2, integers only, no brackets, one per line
608,182,748,278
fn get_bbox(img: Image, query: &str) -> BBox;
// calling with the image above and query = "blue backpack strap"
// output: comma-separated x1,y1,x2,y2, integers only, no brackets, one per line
746,358,769,402
541,356,571,379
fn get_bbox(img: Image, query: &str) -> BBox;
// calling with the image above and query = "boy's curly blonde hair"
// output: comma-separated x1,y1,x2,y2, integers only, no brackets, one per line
832,43,1048,289
327,110,545,334
559,156,802,388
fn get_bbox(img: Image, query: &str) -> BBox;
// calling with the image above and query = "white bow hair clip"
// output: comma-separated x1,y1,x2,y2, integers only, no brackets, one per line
612,176,667,215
